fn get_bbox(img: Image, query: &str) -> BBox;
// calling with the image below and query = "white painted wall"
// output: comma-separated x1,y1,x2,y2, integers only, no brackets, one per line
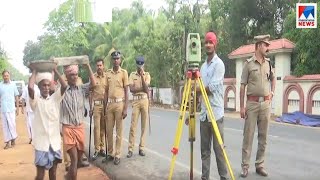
227,89,235,109
235,59,245,111
288,90,300,99
312,90,320,114
313,90,320,100
153,88,173,105
274,53,291,116
287,90,300,113
282,82,320,114
300,82,312,113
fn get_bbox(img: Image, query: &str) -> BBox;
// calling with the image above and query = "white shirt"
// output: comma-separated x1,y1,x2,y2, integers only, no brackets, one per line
199,54,225,122
21,85,40,112
30,88,64,151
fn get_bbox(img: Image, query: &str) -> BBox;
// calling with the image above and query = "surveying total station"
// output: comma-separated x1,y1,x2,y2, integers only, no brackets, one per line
168,33,235,180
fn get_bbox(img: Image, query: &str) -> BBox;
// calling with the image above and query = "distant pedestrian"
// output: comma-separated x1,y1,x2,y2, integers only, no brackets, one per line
20,83,40,144
0,70,19,149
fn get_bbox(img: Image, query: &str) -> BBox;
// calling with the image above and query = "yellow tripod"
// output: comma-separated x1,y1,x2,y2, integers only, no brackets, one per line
168,70,235,180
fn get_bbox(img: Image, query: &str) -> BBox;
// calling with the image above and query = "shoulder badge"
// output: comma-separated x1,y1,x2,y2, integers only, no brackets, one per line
246,57,254,63
121,69,127,73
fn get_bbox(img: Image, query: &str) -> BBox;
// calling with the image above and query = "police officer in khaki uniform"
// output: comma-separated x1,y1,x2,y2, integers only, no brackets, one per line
240,34,276,178
126,56,151,158
89,58,107,160
103,50,129,165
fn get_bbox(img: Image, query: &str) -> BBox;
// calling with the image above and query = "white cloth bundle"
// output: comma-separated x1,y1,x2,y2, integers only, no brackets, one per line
36,72,52,84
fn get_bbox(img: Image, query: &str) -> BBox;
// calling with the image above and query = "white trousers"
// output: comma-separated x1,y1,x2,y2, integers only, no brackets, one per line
25,111,34,139
1,112,18,143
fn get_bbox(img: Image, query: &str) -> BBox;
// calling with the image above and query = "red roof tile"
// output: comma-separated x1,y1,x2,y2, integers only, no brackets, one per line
228,38,295,59
284,74,320,81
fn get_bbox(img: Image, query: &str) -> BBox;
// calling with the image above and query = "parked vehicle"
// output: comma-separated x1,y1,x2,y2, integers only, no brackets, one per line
12,80,26,107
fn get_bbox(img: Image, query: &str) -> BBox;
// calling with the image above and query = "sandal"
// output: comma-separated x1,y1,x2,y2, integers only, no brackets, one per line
4,143,11,149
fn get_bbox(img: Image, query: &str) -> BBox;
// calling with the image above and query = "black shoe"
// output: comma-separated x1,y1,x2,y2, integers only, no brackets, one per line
107,155,114,161
91,151,99,161
3,142,11,149
28,139,32,144
102,155,114,163
114,157,120,165
139,150,145,156
127,151,133,158
256,167,268,177
99,149,106,157
11,139,16,147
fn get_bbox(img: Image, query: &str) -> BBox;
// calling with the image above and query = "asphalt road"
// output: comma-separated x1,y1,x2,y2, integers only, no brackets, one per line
83,107,320,180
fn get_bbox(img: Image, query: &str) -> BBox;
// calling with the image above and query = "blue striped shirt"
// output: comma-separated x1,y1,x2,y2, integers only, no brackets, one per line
199,54,225,122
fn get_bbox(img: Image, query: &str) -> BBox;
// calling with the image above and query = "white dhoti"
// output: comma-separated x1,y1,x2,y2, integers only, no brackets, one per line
1,112,18,143
25,111,34,139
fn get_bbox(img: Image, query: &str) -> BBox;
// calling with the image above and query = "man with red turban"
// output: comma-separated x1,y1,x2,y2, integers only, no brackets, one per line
187,31,229,180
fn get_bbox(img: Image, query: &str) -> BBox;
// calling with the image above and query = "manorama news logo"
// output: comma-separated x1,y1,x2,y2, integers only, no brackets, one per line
296,3,317,28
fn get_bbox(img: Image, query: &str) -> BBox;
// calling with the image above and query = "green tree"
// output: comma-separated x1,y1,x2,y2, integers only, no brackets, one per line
0,43,7,71
283,1,320,76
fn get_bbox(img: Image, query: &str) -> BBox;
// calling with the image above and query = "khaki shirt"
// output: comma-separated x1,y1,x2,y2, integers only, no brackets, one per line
105,68,128,99
240,55,274,96
92,72,107,100
128,71,151,96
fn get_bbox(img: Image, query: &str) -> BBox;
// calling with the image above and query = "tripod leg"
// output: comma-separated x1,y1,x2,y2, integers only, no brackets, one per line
189,80,197,180
168,78,192,180
197,77,235,180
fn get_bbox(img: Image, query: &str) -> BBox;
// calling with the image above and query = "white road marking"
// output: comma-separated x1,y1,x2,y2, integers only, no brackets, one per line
150,114,161,118
225,127,279,138
84,121,202,175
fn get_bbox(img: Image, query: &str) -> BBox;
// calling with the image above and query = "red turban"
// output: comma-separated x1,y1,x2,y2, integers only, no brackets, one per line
205,32,218,45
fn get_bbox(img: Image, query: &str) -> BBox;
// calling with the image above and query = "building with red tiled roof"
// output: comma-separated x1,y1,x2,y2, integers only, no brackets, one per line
222,37,320,116
228,38,295,59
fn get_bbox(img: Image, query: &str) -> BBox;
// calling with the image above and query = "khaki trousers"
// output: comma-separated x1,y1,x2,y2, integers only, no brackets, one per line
128,98,148,152
93,104,106,152
242,100,270,169
106,101,124,158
